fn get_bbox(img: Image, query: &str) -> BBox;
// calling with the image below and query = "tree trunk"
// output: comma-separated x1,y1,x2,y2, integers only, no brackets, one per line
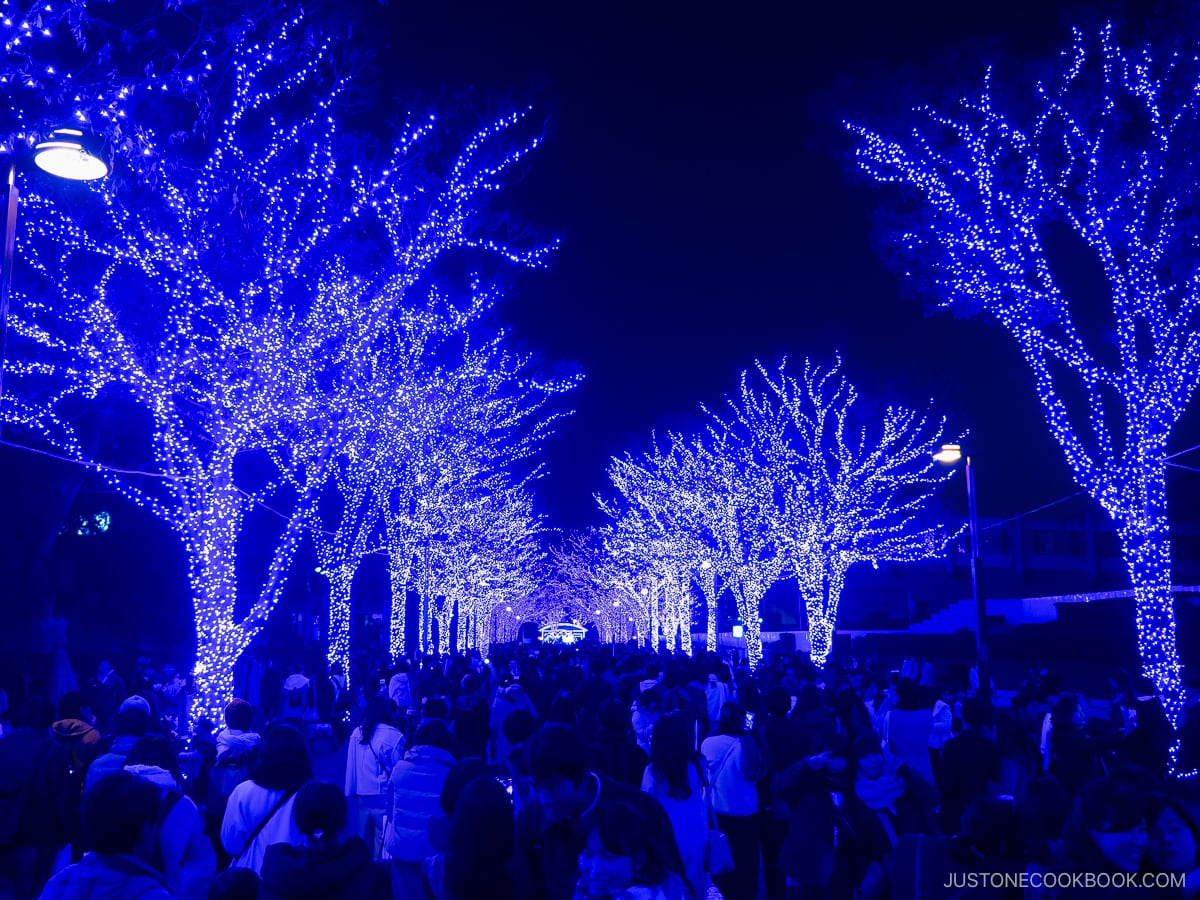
1116,464,1183,726
731,582,763,668
326,569,353,682
679,573,693,657
388,559,408,661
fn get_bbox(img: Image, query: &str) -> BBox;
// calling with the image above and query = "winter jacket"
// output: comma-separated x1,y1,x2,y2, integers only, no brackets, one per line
388,673,414,713
259,836,390,900
345,724,403,798
124,764,216,900
704,678,731,728
221,778,303,875
38,852,177,900
215,729,261,758
385,743,455,862
701,734,760,816
84,734,140,794
491,687,538,764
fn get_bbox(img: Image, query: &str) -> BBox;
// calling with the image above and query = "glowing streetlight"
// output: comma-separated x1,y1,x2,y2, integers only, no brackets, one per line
1,127,109,402
934,442,989,703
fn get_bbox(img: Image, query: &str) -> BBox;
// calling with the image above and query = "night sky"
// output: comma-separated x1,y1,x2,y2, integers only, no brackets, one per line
378,0,1181,530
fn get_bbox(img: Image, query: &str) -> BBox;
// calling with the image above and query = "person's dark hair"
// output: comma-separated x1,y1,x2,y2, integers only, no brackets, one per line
527,723,589,785
125,734,181,781
502,708,538,748
208,865,260,900
439,758,490,816
252,722,313,791
895,678,923,711
597,697,630,734
1064,779,1146,868
716,702,746,737
412,718,452,752
765,687,791,718
794,683,822,712
583,801,670,888
224,699,254,733
961,697,989,729
114,705,151,739
1145,793,1200,846
852,734,883,761
444,776,515,900
292,781,347,838
650,712,699,801
58,689,90,721
644,662,660,681
361,695,394,746
83,771,161,855
423,697,450,721
961,796,1017,857
1051,693,1086,734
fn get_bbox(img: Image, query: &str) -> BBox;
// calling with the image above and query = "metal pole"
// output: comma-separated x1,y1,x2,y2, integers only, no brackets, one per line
966,455,990,708
0,159,18,405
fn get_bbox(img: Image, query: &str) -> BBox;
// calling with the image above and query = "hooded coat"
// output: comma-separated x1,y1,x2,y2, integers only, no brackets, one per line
259,836,390,900
384,744,455,862
38,852,177,900
124,764,216,900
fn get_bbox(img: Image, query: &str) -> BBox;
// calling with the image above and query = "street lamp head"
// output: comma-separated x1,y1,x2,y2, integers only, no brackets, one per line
33,128,109,181
933,443,963,465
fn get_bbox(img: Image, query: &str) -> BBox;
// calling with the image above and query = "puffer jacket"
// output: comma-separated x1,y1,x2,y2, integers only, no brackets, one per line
259,836,390,900
38,852,177,899
384,744,455,862
124,764,216,900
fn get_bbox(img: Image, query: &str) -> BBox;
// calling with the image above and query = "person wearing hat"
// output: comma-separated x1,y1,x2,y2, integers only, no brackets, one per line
84,696,152,794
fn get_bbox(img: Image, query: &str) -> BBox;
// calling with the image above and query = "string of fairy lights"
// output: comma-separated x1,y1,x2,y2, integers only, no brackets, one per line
0,5,569,722
849,23,1199,724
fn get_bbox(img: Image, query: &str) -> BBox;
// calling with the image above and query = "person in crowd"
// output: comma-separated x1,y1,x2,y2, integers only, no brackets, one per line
574,801,688,900
882,678,935,786
38,771,176,899
1145,794,1200,882
280,663,313,723
936,696,1001,834
515,723,685,900
47,690,102,860
641,711,707,900
88,660,127,736
1017,776,1072,881
888,795,1019,900
491,673,538,765
425,775,516,900
258,781,390,900
207,867,260,900
216,699,261,757
1058,779,1149,897
220,722,312,874
388,660,415,718
259,660,283,723
345,695,403,859
589,698,650,788
704,672,732,736
1049,693,1121,797
85,695,151,792
772,750,849,898
631,686,661,754
123,734,217,899
838,735,939,891
427,757,490,854
452,673,491,760
700,702,764,900
0,697,58,900
789,683,835,760
1121,676,1175,781
385,719,456,897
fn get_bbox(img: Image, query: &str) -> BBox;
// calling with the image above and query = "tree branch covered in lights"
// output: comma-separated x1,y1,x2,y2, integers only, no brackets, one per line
1,8,560,722
850,24,1199,721
716,358,954,665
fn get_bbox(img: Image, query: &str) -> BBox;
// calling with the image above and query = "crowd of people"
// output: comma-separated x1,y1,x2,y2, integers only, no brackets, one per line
1,642,1199,899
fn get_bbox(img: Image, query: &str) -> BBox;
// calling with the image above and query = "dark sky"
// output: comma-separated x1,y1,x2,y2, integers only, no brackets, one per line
383,0,1172,530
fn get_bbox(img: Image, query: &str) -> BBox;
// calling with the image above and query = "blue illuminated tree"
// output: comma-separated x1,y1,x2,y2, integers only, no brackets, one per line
715,359,953,666
1,9,554,722
850,24,1198,720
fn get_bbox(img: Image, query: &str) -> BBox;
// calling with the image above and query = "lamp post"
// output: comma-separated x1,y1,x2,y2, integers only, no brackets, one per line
0,128,109,403
934,443,990,705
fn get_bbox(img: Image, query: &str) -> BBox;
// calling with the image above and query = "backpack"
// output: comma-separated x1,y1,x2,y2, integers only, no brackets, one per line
205,745,258,819
44,733,94,844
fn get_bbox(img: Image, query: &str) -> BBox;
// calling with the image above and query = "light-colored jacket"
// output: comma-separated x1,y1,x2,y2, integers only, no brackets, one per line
220,778,302,875
124,765,216,900
345,723,404,798
385,744,455,862
701,734,757,817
